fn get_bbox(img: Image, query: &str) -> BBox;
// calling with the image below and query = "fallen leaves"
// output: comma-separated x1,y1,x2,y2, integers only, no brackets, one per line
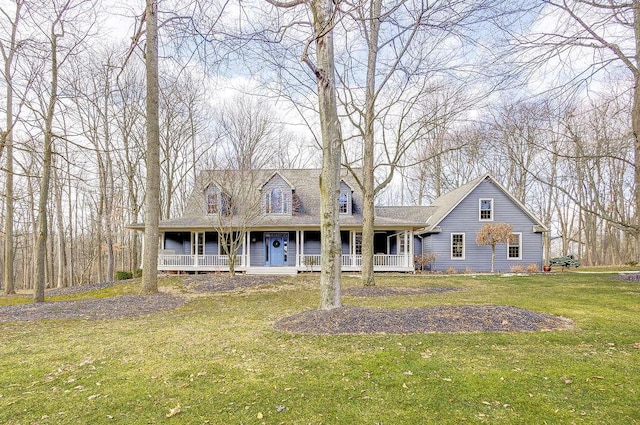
166,404,181,418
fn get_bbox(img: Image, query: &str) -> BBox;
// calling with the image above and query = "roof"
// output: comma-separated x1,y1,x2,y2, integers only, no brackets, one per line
128,170,546,233
416,173,548,234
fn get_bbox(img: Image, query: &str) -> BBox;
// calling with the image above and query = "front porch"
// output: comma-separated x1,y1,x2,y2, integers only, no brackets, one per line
157,253,414,273
156,229,415,274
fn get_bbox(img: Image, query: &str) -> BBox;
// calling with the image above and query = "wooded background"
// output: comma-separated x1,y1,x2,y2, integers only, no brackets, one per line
0,0,637,290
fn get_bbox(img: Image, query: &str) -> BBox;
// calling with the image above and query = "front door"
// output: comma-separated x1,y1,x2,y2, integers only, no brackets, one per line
265,233,288,266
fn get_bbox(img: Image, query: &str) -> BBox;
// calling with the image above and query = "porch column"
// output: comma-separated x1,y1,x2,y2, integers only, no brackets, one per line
295,231,300,268
301,230,305,266
246,231,251,268
408,230,414,268
194,232,199,268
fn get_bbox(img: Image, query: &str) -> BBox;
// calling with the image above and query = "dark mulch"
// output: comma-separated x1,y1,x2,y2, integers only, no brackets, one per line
185,274,285,292
615,273,640,282
344,286,460,297
0,294,186,322
274,305,574,335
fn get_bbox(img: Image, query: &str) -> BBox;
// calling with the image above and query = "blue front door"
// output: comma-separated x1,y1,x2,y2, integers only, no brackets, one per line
266,234,287,266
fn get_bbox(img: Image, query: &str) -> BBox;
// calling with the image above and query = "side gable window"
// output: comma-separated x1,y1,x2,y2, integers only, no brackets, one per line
479,199,493,221
451,233,465,259
339,192,349,214
508,233,522,259
205,185,219,214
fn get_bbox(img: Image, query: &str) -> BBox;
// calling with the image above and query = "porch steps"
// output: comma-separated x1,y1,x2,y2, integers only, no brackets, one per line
245,267,299,276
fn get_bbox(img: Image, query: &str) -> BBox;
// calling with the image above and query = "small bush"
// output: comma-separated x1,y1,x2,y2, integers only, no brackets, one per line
446,266,457,274
115,271,133,281
526,263,539,273
510,264,525,273
464,267,474,274
134,269,143,278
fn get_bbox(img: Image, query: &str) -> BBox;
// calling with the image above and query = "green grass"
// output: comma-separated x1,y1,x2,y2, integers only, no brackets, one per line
1,272,639,424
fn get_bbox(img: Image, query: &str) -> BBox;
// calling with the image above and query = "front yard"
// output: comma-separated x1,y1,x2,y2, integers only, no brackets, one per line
0,272,638,424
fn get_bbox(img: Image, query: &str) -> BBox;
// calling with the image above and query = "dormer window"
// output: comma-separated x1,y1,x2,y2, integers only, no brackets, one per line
479,199,493,221
339,193,349,214
205,185,220,214
266,187,289,214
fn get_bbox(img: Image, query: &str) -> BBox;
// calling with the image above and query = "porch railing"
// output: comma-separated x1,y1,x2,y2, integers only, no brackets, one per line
299,254,410,270
158,254,242,269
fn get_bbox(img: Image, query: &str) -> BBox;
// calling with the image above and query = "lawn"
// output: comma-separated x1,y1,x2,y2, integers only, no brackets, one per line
1,272,638,424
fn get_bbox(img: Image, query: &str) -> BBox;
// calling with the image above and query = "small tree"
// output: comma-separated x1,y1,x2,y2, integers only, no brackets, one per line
476,223,513,273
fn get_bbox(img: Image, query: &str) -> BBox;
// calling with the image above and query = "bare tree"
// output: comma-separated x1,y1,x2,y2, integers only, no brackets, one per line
517,0,640,253
476,222,513,273
142,0,160,294
1,0,25,294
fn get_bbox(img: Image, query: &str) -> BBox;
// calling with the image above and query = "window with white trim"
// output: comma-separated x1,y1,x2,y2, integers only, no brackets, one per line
205,185,219,214
265,187,289,214
339,192,349,214
508,233,522,259
479,198,493,221
354,232,362,255
451,233,465,259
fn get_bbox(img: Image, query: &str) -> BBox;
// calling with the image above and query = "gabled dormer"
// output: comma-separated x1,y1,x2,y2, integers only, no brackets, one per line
204,183,222,214
339,180,354,215
261,172,294,216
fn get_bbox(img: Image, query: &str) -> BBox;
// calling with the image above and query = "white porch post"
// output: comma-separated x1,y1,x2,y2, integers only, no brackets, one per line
300,230,305,267
351,230,356,268
295,231,300,268
408,230,414,268
246,231,250,268
193,232,199,268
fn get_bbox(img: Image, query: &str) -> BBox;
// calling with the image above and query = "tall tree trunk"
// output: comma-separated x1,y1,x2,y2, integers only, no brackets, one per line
360,0,382,287
142,0,160,294
34,27,59,303
54,164,67,288
308,0,342,310
2,1,22,295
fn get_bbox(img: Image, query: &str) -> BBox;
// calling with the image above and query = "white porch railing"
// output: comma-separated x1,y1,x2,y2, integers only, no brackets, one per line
158,254,243,270
299,254,411,271
158,253,412,272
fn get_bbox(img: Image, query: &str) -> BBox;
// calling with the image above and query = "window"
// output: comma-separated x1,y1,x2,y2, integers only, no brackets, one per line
479,199,493,221
398,233,408,255
266,187,289,214
354,232,362,255
451,233,465,259
508,233,522,259
339,192,349,214
205,186,219,214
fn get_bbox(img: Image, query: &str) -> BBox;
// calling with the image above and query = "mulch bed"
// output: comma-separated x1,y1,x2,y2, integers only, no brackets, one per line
615,273,640,282
344,286,460,297
0,293,185,322
274,305,574,335
185,274,285,292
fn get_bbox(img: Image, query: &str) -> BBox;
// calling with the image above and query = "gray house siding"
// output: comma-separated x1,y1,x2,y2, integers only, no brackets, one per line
428,180,543,272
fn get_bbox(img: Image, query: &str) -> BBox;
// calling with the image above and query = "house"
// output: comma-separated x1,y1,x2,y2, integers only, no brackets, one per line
129,169,547,274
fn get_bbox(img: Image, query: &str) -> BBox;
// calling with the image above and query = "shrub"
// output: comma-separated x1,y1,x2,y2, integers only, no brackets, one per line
526,263,539,273
446,266,457,274
134,269,143,278
464,267,474,274
510,264,525,273
115,271,133,280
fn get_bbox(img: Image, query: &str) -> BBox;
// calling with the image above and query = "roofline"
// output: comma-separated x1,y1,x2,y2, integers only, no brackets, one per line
258,171,296,191
427,173,548,232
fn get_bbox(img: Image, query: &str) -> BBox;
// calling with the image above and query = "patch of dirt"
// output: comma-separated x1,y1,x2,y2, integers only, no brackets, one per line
274,305,574,335
344,286,460,297
0,293,185,322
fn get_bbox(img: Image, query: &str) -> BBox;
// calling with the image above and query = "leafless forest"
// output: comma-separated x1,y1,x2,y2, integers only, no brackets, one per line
0,0,637,291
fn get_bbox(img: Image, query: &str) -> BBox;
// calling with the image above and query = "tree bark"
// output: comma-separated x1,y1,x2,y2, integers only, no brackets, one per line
33,20,61,303
142,0,160,294
309,0,342,310
360,0,382,287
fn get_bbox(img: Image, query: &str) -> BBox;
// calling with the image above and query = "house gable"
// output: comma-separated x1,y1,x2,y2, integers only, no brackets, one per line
424,175,545,272
261,172,294,216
